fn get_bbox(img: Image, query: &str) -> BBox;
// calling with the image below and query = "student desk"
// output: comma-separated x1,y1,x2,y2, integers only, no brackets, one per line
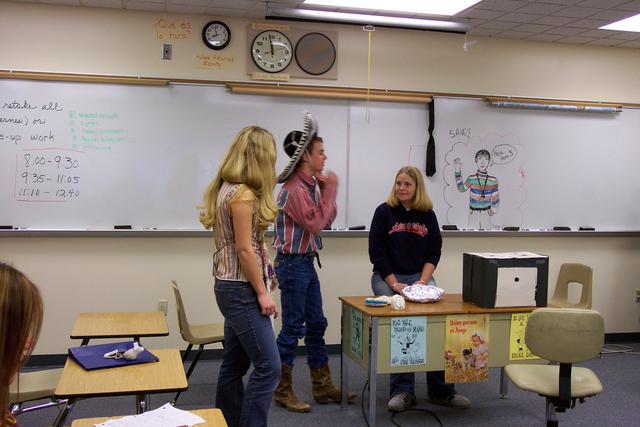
70,312,169,345
70,408,227,426
53,349,187,427
339,294,538,427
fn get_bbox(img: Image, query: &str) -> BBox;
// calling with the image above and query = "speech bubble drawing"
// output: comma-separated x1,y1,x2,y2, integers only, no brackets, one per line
491,144,517,165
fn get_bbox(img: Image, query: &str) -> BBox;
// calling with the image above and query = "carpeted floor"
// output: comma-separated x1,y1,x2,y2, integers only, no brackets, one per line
15,342,640,427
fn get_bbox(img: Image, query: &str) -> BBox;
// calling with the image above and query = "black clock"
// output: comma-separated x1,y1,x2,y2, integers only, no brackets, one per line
202,20,231,50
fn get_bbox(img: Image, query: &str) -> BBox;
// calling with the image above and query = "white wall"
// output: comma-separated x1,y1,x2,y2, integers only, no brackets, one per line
1,1,639,354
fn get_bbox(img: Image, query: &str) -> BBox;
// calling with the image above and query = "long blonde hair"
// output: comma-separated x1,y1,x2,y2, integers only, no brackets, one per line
386,166,433,211
199,126,278,234
0,262,43,423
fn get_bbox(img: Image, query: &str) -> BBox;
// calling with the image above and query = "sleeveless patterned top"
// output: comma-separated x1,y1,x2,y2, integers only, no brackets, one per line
213,182,264,282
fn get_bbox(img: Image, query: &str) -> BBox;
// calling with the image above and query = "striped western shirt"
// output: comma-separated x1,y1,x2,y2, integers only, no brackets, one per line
272,170,337,254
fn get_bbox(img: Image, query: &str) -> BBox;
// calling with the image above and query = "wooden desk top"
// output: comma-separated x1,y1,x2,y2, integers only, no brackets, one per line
70,311,169,340
55,348,187,398
340,294,537,317
70,408,227,427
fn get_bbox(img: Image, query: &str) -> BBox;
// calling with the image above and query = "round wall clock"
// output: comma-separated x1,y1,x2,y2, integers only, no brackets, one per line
202,20,231,50
295,32,336,75
251,30,293,73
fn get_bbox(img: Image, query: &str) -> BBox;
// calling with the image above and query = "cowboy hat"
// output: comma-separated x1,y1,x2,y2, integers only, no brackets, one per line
277,111,319,183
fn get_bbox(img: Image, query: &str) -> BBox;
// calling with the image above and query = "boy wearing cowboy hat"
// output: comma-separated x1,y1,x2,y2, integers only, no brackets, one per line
272,111,354,412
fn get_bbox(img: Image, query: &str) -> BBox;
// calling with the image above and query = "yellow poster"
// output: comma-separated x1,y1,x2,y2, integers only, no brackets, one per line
444,314,489,383
509,313,540,360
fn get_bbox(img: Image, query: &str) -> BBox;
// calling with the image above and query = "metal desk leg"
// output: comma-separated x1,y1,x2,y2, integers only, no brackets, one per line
500,367,508,398
52,398,77,427
340,307,350,408
368,317,379,427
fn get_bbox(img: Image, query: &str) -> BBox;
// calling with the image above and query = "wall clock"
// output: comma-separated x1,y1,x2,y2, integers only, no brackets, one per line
202,20,231,50
251,30,293,73
295,32,336,75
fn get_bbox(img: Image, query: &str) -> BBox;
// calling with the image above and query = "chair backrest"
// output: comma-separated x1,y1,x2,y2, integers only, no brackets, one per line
171,280,196,342
549,263,593,309
525,307,604,363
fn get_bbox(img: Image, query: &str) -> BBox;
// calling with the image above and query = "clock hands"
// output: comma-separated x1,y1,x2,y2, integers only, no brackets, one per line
269,35,274,57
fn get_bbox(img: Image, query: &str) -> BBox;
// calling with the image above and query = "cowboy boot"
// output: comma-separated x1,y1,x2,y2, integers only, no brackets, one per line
309,363,356,404
274,364,311,413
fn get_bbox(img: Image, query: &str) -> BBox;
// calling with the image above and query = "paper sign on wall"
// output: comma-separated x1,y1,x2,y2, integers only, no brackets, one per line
390,317,426,367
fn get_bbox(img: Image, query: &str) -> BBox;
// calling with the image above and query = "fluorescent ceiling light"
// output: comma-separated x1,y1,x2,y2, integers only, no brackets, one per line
600,13,640,32
266,7,468,32
303,0,481,16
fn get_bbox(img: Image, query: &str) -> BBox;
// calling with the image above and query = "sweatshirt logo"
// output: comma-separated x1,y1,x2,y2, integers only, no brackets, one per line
389,222,428,237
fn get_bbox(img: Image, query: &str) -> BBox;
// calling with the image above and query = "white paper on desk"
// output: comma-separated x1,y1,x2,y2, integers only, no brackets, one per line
95,403,204,427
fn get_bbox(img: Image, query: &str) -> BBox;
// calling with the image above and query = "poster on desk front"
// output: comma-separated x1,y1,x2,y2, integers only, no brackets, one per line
390,316,426,366
444,314,489,383
509,313,539,360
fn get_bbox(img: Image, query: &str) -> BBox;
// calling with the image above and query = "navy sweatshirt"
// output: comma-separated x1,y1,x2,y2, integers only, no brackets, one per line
368,202,442,279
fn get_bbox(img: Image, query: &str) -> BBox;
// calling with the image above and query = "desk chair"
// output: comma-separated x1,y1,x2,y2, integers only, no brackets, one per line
505,308,604,427
548,263,593,309
171,280,225,404
9,368,67,417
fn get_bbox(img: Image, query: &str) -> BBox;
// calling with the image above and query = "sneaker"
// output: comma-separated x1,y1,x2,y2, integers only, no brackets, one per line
387,392,416,412
430,393,471,409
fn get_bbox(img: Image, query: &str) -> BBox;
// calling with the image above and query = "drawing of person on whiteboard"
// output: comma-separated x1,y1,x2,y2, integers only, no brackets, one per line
453,149,499,229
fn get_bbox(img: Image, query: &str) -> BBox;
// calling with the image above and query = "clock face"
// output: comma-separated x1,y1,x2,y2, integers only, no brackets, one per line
202,21,230,50
251,30,293,73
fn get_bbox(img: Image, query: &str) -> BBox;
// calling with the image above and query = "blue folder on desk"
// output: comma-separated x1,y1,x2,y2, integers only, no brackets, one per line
68,341,159,371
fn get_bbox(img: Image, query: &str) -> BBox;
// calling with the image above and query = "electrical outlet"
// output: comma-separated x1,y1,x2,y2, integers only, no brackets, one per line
157,299,168,315
636,289,640,303
162,44,172,60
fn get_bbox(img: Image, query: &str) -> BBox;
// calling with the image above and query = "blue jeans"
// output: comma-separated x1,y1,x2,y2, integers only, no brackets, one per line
214,280,281,427
371,272,456,400
275,253,329,368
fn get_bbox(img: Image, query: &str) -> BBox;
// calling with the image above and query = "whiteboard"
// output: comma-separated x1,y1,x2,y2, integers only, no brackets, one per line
348,97,640,231
1,79,639,231
0,80,348,229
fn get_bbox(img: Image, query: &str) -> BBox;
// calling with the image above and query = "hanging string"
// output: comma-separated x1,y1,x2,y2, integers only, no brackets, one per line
363,25,375,123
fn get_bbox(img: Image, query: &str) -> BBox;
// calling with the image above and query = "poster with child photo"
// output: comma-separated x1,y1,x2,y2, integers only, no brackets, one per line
444,314,489,383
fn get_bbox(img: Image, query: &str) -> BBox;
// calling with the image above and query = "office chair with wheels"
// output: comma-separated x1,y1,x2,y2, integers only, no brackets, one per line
505,308,604,427
170,280,225,404
548,263,592,309
9,368,67,417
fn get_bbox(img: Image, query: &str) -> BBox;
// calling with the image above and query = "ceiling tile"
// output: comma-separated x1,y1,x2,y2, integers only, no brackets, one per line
127,1,166,12
83,0,123,8
478,20,519,30
468,27,502,36
606,31,640,40
589,9,638,21
545,26,588,35
212,0,255,8
586,38,626,46
576,0,629,7
41,0,81,5
615,0,640,11
516,3,565,14
475,0,527,12
166,4,207,14
556,36,596,43
498,12,541,23
514,23,555,33
526,33,565,42
579,29,623,37
616,40,640,47
456,8,505,20
555,6,601,18
495,30,535,38
535,0,583,4
568,18,612,28
532,15,575,25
